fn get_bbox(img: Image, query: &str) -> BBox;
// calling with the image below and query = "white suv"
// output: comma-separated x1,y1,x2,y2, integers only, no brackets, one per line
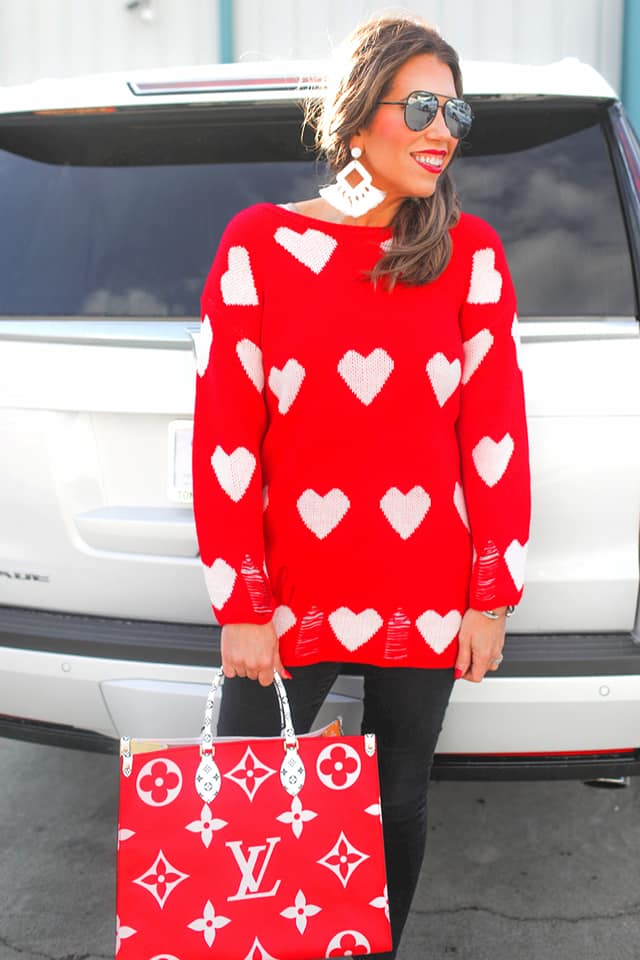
1,58,639,779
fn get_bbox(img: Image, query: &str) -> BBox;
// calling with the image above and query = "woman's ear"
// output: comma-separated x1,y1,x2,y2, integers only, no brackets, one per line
349,134,365,156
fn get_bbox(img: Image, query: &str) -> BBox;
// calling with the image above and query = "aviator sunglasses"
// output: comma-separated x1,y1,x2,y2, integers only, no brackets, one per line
377,90,473,139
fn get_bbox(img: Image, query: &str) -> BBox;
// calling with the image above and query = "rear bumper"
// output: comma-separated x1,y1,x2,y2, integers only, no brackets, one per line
431,750,640,781
1,714,638,782
2,603,640,675
1,605,640,780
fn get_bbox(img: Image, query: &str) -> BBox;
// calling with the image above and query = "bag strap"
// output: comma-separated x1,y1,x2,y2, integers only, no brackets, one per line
196,667,305,803
200,667,297,756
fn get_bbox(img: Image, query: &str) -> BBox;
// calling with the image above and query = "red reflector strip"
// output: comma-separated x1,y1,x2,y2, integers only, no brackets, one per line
33,107,117,116
440,748,636,758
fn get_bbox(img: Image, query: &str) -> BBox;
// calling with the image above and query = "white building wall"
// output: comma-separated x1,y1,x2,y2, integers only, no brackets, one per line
0,0,219,85
235,0,624,91
0,0,624,92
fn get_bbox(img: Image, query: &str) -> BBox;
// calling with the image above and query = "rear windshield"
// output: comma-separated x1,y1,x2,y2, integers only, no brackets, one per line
0,100,635,318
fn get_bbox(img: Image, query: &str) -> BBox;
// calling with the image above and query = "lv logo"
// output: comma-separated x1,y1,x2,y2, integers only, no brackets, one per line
226,837,282,901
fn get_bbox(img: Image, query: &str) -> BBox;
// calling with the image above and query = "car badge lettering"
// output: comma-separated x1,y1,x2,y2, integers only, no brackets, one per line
0,570,49,582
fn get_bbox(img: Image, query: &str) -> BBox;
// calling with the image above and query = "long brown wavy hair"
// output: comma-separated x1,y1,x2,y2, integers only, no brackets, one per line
305,15,464,289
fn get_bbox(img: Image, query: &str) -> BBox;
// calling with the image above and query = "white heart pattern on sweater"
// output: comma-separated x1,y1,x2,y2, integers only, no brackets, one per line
297,488,350,540
504,539,527,590
380,486,431,540
426,352,461,407
221,246,259,306
193,313,213,378
211,445,256,502
236,338,264,391
472,434,514,488
416,609,462,654
268,358,306,414
467,248,502,304
274,226,337,274
329,607,383,652
203,558,236,609
462,328,494,384
273,605,297,638
453,481,469,530
337,348,394,406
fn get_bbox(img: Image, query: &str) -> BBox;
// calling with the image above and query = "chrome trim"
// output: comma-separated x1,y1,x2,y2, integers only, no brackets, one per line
0,317,636,347
0,319,197,349
519,317,638,341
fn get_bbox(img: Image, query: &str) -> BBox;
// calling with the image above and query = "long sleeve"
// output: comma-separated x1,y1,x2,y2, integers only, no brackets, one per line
192,210,274,624
455,225,531,609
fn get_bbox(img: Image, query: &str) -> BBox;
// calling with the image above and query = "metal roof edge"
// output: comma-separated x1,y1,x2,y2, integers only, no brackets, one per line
0,56,617,116
461,57,618,99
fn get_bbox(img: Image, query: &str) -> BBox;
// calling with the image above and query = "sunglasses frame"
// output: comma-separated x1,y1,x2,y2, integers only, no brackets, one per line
377,90,473,139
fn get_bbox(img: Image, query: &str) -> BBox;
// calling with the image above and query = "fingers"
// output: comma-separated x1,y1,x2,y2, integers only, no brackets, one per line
465,644,504,682
455,610,505,683
274,651,293,682
486,653,503,672
256,653,293,687
454,631,472,680
469,651,493,683
224,661,269,683
223,653,270,683
220,621,290,687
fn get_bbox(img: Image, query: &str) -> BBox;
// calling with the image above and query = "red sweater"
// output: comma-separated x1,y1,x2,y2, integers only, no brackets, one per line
192,203,530,669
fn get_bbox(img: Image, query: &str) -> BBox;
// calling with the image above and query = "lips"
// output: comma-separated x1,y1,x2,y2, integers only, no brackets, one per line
411,151,447,174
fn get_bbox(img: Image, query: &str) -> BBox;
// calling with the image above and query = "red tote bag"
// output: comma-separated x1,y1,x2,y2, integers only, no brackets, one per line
115,669,392,959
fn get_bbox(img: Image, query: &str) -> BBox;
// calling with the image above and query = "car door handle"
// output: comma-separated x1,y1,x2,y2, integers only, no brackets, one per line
74,506,198,557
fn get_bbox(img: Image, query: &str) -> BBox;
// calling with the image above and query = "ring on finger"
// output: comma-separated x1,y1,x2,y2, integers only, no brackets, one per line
491,654,504,667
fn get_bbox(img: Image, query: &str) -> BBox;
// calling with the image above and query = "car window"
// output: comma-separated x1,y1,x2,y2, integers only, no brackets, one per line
454,120,636,317
0,151,318,317
0,103,634,318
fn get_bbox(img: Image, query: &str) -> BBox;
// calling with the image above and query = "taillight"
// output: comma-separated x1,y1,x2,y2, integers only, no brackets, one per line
33,107,117,116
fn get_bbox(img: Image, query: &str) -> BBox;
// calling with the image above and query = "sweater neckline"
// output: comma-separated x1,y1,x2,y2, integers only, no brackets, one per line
267,202,393,239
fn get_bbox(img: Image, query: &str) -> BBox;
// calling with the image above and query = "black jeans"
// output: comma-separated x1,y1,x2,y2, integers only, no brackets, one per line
218,663,455,958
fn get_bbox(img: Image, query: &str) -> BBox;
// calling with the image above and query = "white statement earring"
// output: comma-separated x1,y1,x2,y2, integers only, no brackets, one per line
319,146,386,218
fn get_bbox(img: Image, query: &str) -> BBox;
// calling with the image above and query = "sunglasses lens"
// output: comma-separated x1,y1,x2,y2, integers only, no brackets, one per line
404,93,438,131
444,99,473,138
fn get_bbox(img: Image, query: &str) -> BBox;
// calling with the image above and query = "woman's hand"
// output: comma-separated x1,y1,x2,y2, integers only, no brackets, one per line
454,608,507,682
221,621,289,686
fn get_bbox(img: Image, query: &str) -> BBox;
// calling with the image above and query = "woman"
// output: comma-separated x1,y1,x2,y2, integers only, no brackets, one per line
192,13,530,957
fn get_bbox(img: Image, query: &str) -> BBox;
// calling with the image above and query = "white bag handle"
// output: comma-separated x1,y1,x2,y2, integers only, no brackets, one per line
200,666,296,754
195,667,305,804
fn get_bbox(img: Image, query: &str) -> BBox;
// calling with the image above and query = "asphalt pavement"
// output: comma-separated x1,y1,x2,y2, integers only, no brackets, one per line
1,737,639,960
